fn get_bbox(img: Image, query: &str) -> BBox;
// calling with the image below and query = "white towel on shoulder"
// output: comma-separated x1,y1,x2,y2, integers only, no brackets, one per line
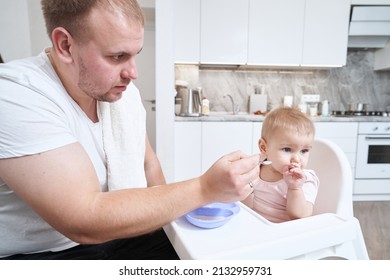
99,83,147,191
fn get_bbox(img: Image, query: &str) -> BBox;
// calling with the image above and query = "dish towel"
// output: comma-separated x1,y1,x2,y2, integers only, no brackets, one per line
99,83,147,191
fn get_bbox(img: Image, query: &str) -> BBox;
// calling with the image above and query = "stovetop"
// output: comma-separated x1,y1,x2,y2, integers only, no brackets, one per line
331,110,389,117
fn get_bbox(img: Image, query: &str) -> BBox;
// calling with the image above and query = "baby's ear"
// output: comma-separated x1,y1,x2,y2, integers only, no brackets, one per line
258,138,267,154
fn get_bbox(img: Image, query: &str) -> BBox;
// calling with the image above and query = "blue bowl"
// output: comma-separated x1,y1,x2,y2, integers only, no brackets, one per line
203,202,240,215
185,207,235,229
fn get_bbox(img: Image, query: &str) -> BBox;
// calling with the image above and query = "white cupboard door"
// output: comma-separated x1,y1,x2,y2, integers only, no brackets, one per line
174,122,202,181
315,122,358,172
201,122,253,173
200,0,249,64
173,0,201,63
248,0,305,66
374,40,390,71
302,0,350,67
252,122,263,154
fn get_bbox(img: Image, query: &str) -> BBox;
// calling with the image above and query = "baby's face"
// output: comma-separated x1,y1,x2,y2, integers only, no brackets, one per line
260,129,314,175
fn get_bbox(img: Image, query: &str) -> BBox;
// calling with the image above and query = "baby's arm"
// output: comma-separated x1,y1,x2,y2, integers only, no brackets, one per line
284,165,314,219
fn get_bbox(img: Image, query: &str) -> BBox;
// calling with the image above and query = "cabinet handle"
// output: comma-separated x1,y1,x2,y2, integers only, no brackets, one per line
365,136,390,140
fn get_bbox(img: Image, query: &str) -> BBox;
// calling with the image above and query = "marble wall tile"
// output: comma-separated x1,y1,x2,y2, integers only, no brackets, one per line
175,50,390,113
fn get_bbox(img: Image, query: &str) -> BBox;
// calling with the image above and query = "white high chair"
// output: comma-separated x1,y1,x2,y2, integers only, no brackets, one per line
295,138,369,259
164,138,369,260
308,138,354,218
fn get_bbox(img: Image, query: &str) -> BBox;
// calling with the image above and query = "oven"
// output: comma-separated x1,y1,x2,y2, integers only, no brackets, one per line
354,122,390,200
355,122,390,178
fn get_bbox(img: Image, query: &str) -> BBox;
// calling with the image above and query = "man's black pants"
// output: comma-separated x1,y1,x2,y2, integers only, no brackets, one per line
2,229,179,260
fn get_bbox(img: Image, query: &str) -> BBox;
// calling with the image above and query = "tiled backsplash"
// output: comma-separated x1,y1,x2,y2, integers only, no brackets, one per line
175,50,390,113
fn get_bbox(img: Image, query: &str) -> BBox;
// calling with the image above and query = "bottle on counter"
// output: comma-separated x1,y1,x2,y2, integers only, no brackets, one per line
175,96,182,116
321,100,329,117
201,96,210,115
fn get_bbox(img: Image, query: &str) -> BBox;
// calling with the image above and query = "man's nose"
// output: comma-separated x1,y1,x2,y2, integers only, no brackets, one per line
121,59,138,80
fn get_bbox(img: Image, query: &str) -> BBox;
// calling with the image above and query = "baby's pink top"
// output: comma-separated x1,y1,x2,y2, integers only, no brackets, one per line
250,169,319,223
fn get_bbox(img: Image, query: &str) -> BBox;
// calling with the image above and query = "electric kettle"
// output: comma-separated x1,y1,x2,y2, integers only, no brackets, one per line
175,81,202,117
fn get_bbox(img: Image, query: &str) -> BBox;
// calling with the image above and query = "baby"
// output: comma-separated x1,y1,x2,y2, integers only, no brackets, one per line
243,107,319,223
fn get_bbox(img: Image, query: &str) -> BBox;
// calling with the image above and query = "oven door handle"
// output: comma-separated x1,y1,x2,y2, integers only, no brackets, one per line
365,136,390,140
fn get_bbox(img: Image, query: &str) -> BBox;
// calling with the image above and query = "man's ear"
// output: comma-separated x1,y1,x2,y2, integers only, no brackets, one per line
258,138,267,154
51,27,74,64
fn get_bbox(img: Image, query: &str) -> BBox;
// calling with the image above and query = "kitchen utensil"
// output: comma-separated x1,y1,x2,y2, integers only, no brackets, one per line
307,102,319,116
260,160,272,166
283,95,293,107
185,207,235,229
250,92,267,113
348,103,369,112
174,97,182,116
178,87,202,117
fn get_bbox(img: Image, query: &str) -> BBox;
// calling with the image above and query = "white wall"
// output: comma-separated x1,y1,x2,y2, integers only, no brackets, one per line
27,0,51,55
0,0,31,61
155,0,176,182
0,0,50,62
134,21,157,150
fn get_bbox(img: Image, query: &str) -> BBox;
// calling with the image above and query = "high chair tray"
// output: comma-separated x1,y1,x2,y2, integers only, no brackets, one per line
163,202,368,260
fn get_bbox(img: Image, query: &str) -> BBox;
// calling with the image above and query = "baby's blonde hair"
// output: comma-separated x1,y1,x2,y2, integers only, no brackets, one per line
261,107,315,141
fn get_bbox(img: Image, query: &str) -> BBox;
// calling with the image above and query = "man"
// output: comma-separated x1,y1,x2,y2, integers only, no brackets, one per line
0,0,259,259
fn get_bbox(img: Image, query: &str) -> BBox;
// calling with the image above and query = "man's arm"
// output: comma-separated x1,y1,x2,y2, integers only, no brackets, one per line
144,136,166,187
0,142,259,244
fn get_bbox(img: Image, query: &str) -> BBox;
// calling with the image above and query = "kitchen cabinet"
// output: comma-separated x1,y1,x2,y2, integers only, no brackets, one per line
174,122,202,181
174,121,253,180
200,0,249,64
248,0,350,67
252,122,263,154
247,0,305,66
173,0,350,67
173,0,200,63
315,122,358,176
201,122,253,172
301,0,350,66
374,40,390,71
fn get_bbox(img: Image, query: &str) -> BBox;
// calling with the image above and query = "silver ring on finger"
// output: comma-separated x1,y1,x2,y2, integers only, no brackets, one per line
249,181,254,188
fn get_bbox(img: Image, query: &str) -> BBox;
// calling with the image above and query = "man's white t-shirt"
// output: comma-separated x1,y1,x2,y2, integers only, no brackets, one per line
0,50,146,257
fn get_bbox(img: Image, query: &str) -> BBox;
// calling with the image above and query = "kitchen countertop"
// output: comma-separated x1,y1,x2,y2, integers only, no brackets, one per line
175,112,390,122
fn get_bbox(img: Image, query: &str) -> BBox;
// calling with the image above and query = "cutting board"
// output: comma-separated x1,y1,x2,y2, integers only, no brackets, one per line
250,94,267,113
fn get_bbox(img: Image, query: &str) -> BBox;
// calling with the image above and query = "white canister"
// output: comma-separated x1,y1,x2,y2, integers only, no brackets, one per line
283,96,293,107
175,97,182,116
308,103,318,117
298,103,307,114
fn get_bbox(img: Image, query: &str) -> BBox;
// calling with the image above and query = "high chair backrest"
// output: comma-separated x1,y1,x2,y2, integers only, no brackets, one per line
306,138,354,218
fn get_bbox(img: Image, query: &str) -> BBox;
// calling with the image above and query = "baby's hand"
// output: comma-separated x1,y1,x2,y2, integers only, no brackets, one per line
283,164,306,190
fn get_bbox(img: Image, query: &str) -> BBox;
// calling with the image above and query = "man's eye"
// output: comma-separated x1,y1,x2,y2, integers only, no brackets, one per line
112,54,125,61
